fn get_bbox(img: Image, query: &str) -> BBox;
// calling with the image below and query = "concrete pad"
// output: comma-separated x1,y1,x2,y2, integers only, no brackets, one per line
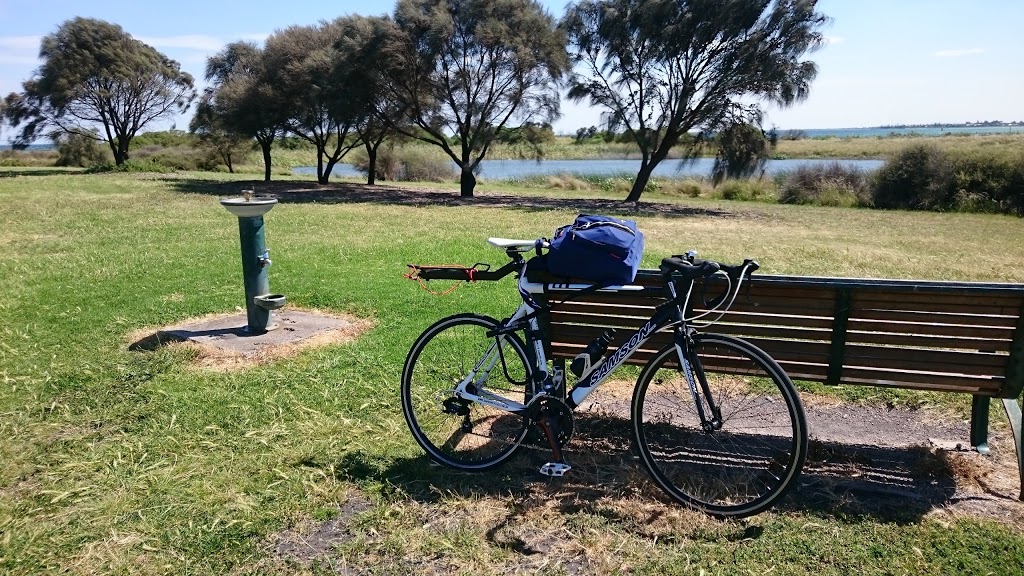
161,309,352,357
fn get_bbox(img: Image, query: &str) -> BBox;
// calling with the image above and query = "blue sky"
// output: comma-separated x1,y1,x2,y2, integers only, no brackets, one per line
0,0,1021,133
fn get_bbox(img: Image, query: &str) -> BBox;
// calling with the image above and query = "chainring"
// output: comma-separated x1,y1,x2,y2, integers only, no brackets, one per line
525,396,575,447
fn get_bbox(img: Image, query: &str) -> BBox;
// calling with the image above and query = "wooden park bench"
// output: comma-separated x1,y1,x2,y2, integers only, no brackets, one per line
535,269,1024,499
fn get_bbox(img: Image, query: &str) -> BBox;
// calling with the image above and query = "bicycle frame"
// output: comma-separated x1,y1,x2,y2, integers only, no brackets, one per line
452,273,700,417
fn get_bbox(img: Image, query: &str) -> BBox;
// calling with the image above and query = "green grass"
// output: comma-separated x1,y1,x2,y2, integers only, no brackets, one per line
1,170,1023,574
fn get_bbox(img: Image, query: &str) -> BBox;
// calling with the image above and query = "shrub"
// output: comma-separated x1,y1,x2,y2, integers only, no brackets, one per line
948,151,1024,215
711,179,777,202
778,162,872,207
658,178,707,198
0,150,59,167
132,144,220,171
86,158,174,174
132,130,194,148
872,144,951,210
544,174,592,191
54,133,110,167
871,145,1024,216
350,146,456,182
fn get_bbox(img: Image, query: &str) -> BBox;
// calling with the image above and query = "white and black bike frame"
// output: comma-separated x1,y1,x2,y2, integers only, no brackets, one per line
451,264,722,428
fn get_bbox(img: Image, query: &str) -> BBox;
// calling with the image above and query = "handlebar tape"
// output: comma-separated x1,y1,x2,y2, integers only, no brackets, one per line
659,257,720,280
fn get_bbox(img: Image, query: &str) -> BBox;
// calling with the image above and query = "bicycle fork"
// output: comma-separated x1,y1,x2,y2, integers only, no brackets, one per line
675,330,723,432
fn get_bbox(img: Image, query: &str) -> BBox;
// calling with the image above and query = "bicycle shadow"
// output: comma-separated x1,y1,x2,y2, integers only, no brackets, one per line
329,411,999,527
162,177,735,219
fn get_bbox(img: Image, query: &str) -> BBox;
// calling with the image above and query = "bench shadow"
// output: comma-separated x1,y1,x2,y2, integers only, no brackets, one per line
324,411,994,529
162,177,734,219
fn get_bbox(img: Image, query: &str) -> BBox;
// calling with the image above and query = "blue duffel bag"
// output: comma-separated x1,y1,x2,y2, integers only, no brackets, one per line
546,214,645,284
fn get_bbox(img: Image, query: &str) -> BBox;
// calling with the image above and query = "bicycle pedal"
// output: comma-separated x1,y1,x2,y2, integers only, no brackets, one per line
540,462,571,477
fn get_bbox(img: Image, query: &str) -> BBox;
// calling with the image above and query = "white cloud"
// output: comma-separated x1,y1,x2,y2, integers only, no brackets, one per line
135,34,225,52
135,33,270,54
934,48,985,57
0,35,40,64
823,35,845,46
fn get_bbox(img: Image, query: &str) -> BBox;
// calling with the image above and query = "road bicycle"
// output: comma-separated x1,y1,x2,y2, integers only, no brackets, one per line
401,238,807,518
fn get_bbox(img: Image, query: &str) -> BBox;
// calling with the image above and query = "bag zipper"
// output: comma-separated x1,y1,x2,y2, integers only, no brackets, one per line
573,221,636,235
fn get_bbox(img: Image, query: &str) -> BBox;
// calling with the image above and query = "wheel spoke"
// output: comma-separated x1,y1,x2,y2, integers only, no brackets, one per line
402,315,533,471
633,335,806,518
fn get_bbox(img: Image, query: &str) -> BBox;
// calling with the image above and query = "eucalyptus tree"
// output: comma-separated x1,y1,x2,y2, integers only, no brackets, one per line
265,19,371,184
2,17,194,165
563,0,828,202
200,41,284,181
384,0,569,197
332,15,405,186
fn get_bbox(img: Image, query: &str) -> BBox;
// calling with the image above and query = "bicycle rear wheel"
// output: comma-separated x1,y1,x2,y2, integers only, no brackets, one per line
401,314,534,471
631,333,807,518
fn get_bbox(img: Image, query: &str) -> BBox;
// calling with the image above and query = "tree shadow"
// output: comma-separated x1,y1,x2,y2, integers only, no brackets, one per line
324,411,992,530
0,169,79,178
162,177,734,219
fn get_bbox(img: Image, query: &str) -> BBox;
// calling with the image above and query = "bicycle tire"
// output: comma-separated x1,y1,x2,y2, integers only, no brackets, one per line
401,313,535,471
631,333,807,518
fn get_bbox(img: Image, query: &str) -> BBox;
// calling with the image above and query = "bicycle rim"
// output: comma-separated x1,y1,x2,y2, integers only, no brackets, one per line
401,314,533,471
632,334,807,518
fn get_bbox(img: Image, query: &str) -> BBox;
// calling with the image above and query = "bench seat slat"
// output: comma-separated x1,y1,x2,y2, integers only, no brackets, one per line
838,368,1003,394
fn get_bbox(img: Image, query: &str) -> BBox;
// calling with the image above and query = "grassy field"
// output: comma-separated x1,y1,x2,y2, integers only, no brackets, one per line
1,169,1023,574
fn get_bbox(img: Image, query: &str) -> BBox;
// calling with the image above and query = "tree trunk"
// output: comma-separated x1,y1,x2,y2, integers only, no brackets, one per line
321,155,338,185
459,166,476,197
316,148,326,184
366,147,377,186
261,143,272,182
626,161,656,203
112,142,129,166
226,153,234,174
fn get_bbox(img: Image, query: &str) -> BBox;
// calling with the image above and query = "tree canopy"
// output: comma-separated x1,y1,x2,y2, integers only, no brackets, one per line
331,15,403,186
384,0,569,196
3,17,195,165
563,0,827,201
200,41,284,181
264,19,378,184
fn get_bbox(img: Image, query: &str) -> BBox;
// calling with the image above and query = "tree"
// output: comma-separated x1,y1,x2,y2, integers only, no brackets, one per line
563,0,827,202
332,15,405,186
265,20,369,184
3,17,194,165
711,119,773,186
189,96,250,173
383,0,569,197
201,42,284,182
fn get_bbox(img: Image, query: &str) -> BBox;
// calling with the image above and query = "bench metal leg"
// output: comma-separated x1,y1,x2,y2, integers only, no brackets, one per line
1003,398,1024,501
971,395,991,454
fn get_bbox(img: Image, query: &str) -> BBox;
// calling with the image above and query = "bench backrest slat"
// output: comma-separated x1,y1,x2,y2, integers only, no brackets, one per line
536,271,1024,398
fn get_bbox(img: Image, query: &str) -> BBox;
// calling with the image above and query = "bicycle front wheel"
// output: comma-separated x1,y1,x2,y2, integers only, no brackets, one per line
631,334,807,518
401,313,534,471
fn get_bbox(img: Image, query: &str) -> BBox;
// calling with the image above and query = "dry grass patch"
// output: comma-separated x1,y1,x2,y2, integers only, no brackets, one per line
127,308,374,372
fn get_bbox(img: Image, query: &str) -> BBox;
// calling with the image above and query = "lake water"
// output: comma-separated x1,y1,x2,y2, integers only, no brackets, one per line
295,157,885,180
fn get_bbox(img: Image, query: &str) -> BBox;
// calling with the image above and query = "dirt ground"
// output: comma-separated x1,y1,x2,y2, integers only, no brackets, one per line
266,394,1023,572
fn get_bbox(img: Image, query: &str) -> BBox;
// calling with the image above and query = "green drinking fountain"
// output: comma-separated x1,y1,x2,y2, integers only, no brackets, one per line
220,191,287,333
